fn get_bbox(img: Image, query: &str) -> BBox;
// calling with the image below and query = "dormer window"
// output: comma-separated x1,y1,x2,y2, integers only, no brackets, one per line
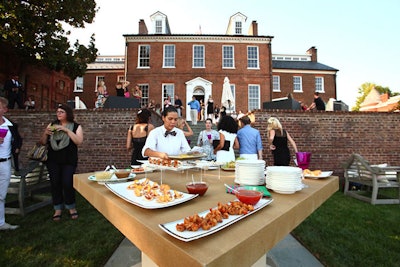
150,11,171,34
235,21,242,34
155,20,162,33
226,12,247,35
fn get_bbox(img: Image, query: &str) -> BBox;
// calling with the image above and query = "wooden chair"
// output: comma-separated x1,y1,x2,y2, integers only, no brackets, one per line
343,153,400,205
5,161,52,216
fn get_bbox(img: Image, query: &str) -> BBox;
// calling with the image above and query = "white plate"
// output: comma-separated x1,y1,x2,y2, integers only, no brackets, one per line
159,198,273,242
168,153,207,160
130,166,155,174
272,189,296,194
304,171,333,179
88,173,136,183
105,179,198,209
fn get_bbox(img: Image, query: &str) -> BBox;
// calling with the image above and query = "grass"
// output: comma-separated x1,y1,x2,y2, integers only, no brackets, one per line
293,189,400,267
0,193,123,267
1,189,399,266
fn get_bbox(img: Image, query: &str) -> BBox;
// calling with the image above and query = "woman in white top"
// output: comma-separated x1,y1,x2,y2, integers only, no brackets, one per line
197,118,219,161
142,106,190,159
213,116,239,163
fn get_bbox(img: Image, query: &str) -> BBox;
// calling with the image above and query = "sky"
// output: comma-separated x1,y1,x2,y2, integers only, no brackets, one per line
67,0,400,108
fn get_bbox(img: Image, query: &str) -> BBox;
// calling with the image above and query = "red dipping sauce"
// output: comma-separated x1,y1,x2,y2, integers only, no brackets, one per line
186,182,208,196
235,189,263,205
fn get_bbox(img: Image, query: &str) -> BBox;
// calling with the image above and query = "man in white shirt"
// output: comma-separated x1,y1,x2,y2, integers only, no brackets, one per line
0,97,23,230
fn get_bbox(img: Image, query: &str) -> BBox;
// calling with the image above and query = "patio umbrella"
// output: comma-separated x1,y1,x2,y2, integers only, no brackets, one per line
221,77,235,109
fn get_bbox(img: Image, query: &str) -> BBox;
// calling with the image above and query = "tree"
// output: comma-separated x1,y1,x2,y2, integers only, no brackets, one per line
0,0,98,79
352,82,392,111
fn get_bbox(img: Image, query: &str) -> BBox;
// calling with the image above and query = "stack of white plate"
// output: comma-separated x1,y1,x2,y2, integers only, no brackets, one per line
265,166,304,194
234,160,266,185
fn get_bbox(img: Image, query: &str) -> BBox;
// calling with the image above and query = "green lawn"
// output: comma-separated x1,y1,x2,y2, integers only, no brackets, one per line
1,190,399,266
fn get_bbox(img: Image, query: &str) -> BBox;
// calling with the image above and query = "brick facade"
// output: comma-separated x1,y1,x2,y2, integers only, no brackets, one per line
7,109,400,182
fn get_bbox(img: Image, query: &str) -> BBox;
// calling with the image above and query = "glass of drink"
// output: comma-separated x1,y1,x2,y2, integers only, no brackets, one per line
0,128,8,138
207,134,211,140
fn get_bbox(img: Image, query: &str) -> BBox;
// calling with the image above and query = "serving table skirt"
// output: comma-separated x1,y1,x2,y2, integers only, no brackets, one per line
74,170,338,267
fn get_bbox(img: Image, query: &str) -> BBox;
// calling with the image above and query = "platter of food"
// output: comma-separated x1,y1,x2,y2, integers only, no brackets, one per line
303,169,333,179
105,178,198,209
168,152,207,160
159,198,273,242
221,161,235,171
88,172,136,183
130,166,154,174
146,157,195,171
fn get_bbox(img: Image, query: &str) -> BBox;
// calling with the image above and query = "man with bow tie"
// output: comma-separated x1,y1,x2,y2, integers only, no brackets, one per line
4,74,24,109
142,106,190,159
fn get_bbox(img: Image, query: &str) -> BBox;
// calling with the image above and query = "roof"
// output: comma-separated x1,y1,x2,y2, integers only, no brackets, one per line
272,60,338,71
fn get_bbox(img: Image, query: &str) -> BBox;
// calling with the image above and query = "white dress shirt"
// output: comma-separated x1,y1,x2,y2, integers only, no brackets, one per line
142,126,190,156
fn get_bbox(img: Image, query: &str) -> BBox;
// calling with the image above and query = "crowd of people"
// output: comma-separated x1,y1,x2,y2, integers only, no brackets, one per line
0,87,329,229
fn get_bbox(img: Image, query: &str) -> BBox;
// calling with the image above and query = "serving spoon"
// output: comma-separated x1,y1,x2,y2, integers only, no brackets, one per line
224,183,239,194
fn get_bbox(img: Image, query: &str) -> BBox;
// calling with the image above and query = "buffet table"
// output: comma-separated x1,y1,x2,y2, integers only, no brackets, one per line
74,169,338,267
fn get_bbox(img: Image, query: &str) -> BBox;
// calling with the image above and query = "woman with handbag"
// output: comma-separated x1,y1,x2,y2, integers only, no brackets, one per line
40,104,83,221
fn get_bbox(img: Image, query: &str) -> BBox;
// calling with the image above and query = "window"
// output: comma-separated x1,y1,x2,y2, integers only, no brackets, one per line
74,77,83,92
222,46,234,68
248,85,260,110
163,45,175,67
247,46,259,69
230,84,236,100
139,84,149,108
155,20,162,34
193,45,205,68
315,77,324,92
293,76,302,92
272,76,280,92
162,84,175,109
138,45,150,68
96,76,105,92
117,76,125,82
235,21,242,34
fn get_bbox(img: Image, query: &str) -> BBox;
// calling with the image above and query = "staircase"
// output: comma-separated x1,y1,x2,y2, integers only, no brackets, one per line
186,121,213,147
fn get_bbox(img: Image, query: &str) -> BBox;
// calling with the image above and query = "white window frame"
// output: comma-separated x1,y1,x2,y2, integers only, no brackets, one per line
315,77,324,92
293,76,303,92
222,45,235,68
117,76,125,82
272,75,280,92
74,76,83,92
248,84,260,111
235,21,242,34
163,44,175,68
247,46,259,69
155,20,162,34
139,84,149,108
162,83,175,109
193,45,205,68
138,45,150,68
95,76,105,92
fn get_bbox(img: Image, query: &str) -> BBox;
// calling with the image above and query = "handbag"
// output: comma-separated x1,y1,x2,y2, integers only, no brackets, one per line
212,140,230,151
27,143,48,161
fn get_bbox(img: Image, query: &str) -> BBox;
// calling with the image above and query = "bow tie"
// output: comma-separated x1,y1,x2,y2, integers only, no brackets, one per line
164,130,176,137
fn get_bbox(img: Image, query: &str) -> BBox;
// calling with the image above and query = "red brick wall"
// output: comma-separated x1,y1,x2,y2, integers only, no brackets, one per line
7,109,400,180
125,40,271,113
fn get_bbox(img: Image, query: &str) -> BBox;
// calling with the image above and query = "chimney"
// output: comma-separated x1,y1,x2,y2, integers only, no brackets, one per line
138,19,148,34
306,46,317,62
249,20,258,36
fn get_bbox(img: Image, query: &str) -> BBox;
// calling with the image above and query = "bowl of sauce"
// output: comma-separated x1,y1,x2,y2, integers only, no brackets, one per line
186,182,209,196
235,188,263,205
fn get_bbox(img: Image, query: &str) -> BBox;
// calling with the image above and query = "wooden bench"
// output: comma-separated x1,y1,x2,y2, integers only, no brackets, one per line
5,161,52,216
343,153,400,205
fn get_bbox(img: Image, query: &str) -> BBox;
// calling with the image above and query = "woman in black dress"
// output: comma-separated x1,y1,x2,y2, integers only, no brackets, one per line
267,117,298,166
126,109,154,165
